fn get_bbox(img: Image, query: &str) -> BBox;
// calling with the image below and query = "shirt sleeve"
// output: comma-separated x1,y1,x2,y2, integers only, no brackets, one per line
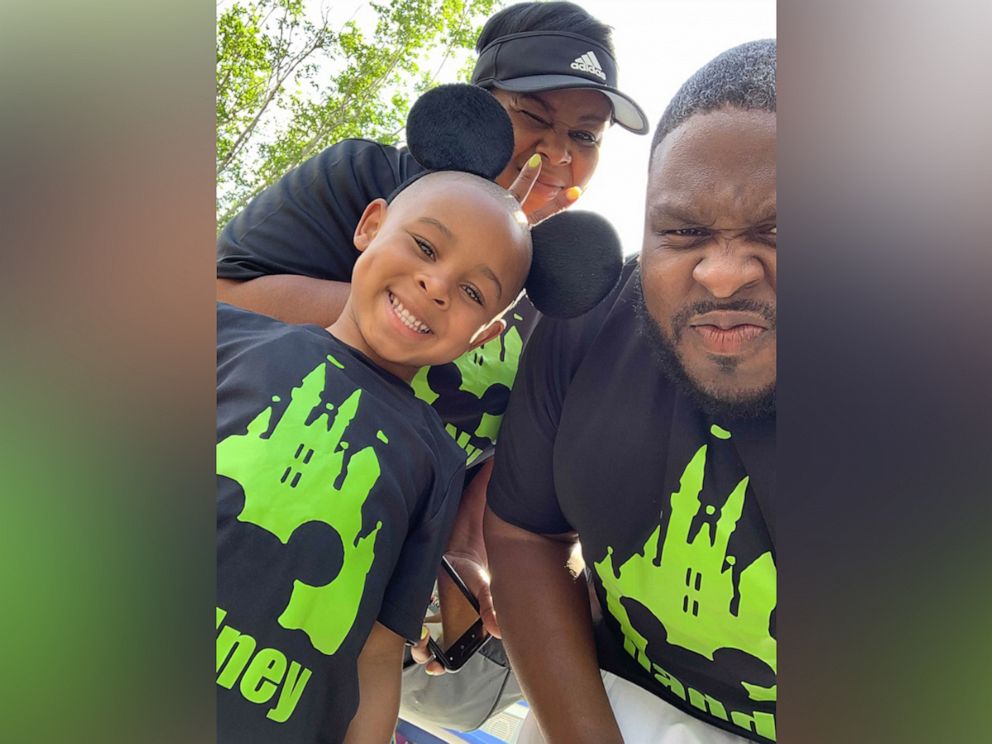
486,312,583,535
378,462,464,642
217,139,420,282
487,258,637,535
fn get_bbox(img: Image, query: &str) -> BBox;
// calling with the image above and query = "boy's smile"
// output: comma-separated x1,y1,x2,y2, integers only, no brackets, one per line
330,172,531,382
386,291,432,336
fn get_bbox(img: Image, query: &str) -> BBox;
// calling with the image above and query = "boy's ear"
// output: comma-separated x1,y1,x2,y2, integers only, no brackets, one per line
354,199,388,252
467,318,506,352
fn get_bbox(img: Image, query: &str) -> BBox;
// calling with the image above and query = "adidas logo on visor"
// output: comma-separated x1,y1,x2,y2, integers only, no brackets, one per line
570,51,607,81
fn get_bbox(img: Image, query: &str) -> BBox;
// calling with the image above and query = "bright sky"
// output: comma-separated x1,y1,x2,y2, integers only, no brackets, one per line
564,0,776,254
297,0,776,254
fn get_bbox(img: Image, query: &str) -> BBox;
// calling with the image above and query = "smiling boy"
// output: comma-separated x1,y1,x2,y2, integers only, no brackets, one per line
216,170,532,744
332,171,531,382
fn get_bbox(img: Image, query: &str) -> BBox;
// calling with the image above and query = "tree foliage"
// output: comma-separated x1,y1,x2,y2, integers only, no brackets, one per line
216,0,503,227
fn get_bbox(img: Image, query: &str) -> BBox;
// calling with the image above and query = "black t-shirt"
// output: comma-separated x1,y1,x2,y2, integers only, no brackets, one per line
216,303,464,744
217,139,540,466
488,262,777,742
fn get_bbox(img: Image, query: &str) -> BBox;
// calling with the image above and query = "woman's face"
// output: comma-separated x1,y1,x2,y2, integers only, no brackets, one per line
491,88,612,216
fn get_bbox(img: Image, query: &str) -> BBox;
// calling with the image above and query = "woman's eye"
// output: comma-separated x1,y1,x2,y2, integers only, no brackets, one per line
522,110,552,128
415,237,435,259
767,225,777,235
570,130,599,145
462,285,483,305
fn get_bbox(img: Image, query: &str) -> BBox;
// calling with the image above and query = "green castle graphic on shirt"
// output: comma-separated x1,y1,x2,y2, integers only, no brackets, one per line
593,425,777,706
217,355,383,655
411,321,523,464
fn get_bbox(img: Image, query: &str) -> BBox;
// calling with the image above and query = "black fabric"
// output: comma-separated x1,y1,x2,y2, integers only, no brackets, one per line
405,84,514,179
216,303,464,744
527,209,623,319
489,261,777,742
473,31,619,89
217,138,541,466
469,31,649,134
217,139,423,282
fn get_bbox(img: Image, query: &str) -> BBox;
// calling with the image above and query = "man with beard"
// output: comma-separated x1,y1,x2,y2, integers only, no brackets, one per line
484,40,777,744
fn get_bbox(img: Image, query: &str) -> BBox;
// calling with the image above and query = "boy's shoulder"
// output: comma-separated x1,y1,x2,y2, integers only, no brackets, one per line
217,302,463,472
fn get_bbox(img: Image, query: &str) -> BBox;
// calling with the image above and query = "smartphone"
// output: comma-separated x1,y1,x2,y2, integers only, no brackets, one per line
425,556,492,672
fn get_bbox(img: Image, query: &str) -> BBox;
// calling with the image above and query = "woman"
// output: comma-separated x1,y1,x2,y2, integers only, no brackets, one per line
216,2,646,327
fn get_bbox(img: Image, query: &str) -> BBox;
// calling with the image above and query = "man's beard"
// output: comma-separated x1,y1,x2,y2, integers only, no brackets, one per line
634,272,776,422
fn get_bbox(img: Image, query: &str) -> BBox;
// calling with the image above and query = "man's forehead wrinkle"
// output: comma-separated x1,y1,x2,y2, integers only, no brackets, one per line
650,191,776,227
650,202,716,227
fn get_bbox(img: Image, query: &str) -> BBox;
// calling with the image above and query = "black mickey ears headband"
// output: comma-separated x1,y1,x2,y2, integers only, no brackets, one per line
396,84,623,319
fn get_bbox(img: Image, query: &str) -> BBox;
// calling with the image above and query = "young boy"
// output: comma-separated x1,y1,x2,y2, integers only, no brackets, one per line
216,170,533,744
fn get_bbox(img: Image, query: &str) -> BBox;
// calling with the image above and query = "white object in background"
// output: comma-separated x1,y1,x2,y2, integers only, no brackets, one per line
514,671,754,744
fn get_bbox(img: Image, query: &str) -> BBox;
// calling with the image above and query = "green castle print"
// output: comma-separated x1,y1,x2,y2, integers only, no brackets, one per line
216,356,383,655
593,426,777,703
411,322,523,463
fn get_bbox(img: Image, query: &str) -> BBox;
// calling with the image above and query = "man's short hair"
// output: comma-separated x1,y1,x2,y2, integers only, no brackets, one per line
651,39,776,155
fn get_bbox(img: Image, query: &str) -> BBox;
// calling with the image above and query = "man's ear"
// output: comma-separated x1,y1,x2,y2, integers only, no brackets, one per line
354,199,388,252
467,318,506,352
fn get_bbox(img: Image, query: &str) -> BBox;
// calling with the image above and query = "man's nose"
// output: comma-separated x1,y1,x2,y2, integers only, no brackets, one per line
692,239,766,299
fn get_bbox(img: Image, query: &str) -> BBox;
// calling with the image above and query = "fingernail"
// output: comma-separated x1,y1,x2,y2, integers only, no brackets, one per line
565,186,582,201
527,153,541,168
420,625,429,640
425,668,440,676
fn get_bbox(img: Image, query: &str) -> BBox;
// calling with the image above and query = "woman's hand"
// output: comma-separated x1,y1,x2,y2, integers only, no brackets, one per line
508,155,583,225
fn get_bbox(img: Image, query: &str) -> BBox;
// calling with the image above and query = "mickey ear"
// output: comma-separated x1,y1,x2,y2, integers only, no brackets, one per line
405,84,514,179
527,211,624,319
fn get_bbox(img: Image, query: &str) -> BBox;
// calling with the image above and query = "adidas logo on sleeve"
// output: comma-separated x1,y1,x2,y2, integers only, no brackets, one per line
570,51,607,81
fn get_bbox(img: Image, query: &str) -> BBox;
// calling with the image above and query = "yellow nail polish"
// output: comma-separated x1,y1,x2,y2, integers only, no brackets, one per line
420,625,429,640
527,153,541,168
565,186,582,201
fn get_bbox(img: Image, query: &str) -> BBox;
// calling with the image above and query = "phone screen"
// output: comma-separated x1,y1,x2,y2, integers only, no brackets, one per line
427,556,492,671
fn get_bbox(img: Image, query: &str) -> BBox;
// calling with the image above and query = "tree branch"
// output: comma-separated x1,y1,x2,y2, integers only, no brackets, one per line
218,27,327,175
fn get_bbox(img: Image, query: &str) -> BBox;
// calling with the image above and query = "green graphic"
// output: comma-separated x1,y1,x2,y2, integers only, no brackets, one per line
593,428,776,704
451,325,523,401
216,607,312,723
411,325,523,462
217,355,383,655
411,366,439,405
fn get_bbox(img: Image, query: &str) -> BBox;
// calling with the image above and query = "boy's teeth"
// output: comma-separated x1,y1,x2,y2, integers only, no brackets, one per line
390,293,431,334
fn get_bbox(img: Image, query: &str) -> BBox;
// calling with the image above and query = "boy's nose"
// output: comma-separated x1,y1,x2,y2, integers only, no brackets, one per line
418,274,450,307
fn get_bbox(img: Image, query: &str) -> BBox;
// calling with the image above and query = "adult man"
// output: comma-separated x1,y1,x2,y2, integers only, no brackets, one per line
485,40,777,744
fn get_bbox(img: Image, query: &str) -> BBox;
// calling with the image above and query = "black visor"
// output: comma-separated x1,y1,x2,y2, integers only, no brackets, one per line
471,31,648,134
